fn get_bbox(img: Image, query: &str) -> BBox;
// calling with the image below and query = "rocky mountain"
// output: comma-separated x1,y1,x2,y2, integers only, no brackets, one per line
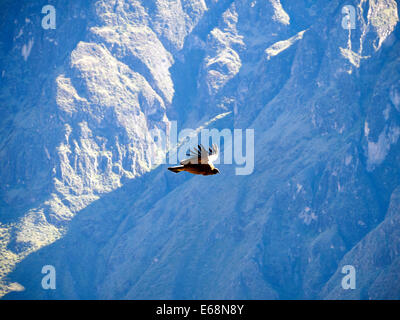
0,0,399,299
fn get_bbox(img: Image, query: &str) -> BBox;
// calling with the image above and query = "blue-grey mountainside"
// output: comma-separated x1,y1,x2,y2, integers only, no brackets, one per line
0,0,400,299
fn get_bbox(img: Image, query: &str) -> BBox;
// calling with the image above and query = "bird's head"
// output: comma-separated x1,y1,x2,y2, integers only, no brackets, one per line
212,168,220,174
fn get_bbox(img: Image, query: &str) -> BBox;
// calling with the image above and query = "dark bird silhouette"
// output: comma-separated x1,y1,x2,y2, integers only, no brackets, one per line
168,144,220,175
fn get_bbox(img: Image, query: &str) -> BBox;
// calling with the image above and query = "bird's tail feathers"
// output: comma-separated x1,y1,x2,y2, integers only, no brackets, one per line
168,165,184,173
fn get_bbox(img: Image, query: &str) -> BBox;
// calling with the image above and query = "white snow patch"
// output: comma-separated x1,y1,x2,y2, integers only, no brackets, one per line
368,0,399,50
339,47,370,68
299,207,317,225
345,155,352,166
21,38,34,61
15,29,23,40
265,29,306,60
364,121,370,137
44,147,51,160
367,126,400,169
383,105,390,120
270,0,290,25
390,87,400,111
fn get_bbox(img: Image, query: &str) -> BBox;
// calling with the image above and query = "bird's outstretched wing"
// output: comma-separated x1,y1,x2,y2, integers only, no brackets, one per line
181,144,219,165
207,144,219,164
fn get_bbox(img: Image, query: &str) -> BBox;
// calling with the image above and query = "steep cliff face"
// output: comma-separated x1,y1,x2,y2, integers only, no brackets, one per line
1,0,399,299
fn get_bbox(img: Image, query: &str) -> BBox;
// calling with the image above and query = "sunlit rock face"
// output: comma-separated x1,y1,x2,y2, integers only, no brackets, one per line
1,0,400,299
